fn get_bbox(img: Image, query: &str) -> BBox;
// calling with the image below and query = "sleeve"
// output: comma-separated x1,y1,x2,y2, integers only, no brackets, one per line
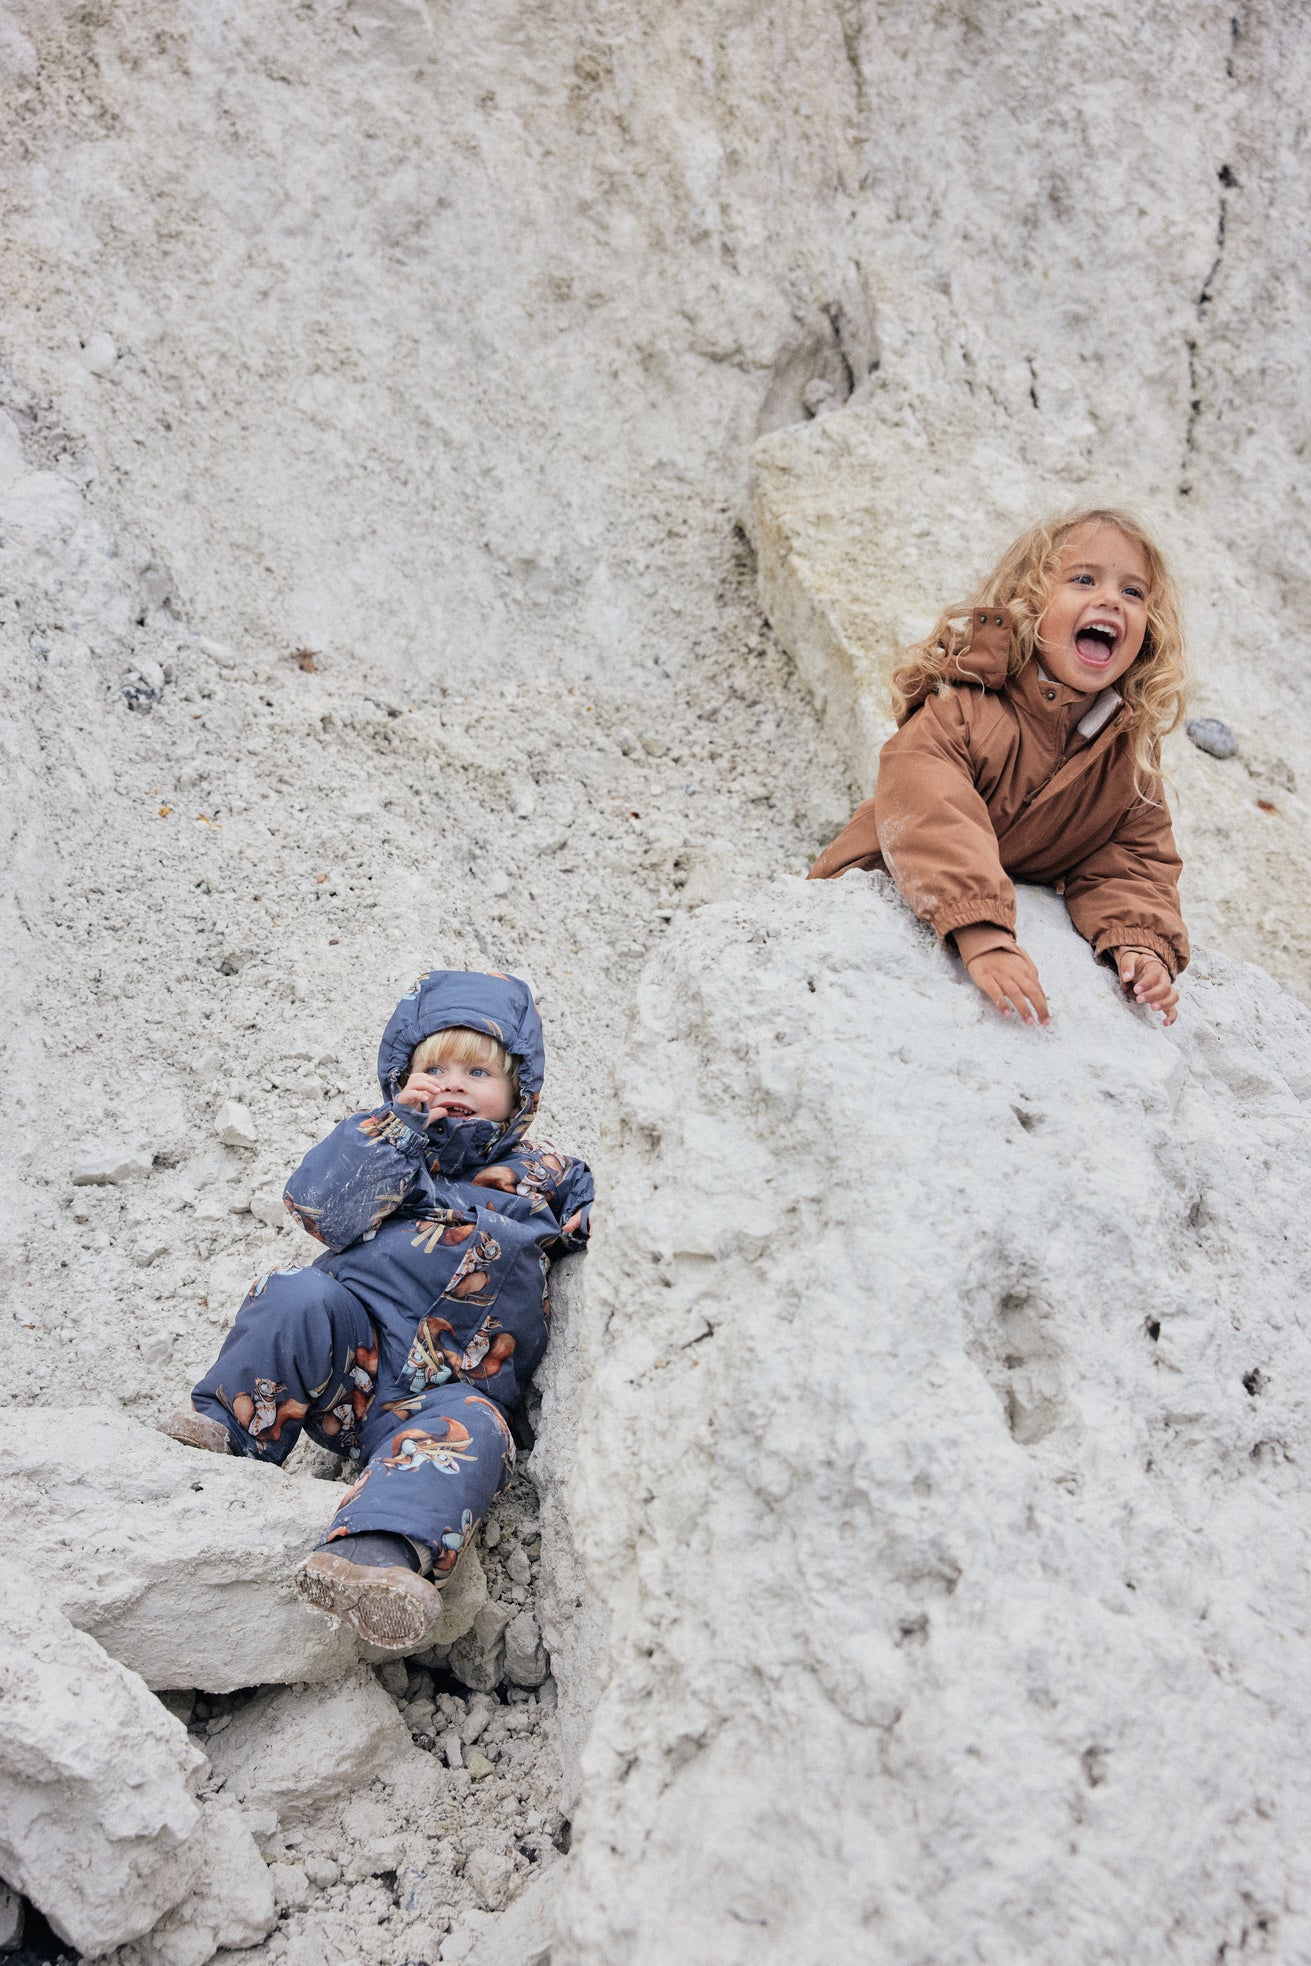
551,1156,594,1252
952,922,1018,964
867,690,1017,941
1062,792,1189,978
283,1102,433,1252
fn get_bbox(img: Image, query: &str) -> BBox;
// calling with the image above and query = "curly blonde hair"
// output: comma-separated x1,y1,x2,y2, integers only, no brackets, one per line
890,508,1188,797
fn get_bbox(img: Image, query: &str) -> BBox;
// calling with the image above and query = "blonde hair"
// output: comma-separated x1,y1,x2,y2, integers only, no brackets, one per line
407,1026,519,1095
890,508,1188,797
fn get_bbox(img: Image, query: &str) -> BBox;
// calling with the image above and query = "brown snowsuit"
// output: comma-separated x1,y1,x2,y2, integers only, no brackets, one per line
808,607,1189,977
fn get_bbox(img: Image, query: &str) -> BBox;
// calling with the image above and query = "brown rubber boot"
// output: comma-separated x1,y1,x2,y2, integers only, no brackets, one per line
295,1550,446,1653
157,1407,233,1454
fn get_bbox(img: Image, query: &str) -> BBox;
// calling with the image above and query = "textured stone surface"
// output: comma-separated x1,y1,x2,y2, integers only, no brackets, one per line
0,1568,209,1957
0,1408,359,1692
203,1668,412,1819
135,1803,277,1966
0,1409,489,1691
553,876,1311,1964
1,2,1310,1961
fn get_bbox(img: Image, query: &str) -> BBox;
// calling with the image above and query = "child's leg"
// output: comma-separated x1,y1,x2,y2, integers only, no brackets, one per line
319,1385,516,1577
190,1263,375,1465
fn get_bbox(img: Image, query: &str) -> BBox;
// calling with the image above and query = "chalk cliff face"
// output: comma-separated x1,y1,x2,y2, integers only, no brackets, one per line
550,876,1311,1963
1,2,1309,1961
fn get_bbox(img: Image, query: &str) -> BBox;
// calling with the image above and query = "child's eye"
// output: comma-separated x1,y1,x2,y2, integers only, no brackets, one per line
470,1067,487,1077
1071,572,1094,585
1124,585,1145,601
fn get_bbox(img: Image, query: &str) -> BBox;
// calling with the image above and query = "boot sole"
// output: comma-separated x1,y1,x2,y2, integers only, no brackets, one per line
296,1551,445,1652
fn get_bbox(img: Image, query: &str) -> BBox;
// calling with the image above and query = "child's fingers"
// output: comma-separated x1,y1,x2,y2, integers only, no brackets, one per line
1015,957,1051,1027
1119,952,1180,1025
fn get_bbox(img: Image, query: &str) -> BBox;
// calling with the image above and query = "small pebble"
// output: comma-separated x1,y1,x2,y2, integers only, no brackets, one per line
465,1749,496,1781
303,1855,341,1890
268,1862,311,1910
459,1693,495,1746
214,1099,258,1149
1186,717,1238,760
506,1547,531,1586
440,1726,464,1769
80,331,118,376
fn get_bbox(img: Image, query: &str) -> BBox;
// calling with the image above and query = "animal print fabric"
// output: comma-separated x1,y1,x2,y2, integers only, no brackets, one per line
191,1263,515,1564
189,970,591,1562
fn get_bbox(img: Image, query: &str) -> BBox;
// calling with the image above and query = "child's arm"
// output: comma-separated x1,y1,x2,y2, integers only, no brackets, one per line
283,1103,432,1250
1062,794,1188,1021
553,1156,595,1247
867,689,1018,948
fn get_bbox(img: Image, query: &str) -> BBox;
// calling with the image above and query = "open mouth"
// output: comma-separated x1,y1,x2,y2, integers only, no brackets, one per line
437,1101,475,1119
1074,623,1119,665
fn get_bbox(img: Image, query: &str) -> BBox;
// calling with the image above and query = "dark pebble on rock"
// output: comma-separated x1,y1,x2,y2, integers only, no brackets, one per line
1186,718,1238,759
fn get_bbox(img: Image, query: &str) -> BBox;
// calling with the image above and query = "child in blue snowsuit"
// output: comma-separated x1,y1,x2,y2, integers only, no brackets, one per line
164,969,593,1653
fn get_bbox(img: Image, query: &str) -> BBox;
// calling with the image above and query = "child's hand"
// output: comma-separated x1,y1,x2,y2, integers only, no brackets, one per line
1115,948,1178,1026
395,1073,463,1124
965,945,1051,1027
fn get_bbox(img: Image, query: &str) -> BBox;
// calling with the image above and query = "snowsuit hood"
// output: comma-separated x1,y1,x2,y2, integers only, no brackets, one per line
376,968,545,1176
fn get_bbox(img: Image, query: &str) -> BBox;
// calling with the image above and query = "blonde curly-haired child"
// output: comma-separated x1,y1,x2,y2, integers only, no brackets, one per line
811,509,1189,1027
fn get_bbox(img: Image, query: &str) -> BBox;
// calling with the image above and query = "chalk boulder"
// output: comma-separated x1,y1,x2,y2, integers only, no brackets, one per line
0,1407,360,1691
135,1803,277,1966
553,875,1311,1964
203,1667,412,1818
0,1566,273,1961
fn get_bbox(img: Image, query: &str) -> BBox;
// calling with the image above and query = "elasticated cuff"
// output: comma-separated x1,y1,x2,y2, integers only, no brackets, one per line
934,897,1018,941
1092,926,1181,979
952,922,1018,964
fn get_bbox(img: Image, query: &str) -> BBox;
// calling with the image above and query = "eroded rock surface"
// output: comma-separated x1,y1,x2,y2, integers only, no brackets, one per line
0,1566,272,1961
0,1408,359,1690
554,876,1311,1964
203,1668,412,1820
0,1409,489,1691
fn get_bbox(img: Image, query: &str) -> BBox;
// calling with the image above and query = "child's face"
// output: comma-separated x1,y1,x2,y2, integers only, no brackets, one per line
1035,523,1151,694
405,1052,516,1124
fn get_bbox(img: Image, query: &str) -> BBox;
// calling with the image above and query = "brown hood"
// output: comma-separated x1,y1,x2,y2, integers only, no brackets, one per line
896,607,1013,721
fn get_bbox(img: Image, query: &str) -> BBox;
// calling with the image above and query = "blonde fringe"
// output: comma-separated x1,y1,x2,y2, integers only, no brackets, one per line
889,507,1189,800
407,1026,519,1091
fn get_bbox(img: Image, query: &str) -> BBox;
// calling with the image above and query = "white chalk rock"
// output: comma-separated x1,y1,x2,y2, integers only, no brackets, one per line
503,1610,548,1689
135,1803,277,1966
214,1099,258,1149
72,1146,153,1185
0,1407,360,1691
554,876,1311,1965
449,1598,513,1694
203,1667,411,1818
0,1567,205,1956
464,1843,518,1913
79,331,118,375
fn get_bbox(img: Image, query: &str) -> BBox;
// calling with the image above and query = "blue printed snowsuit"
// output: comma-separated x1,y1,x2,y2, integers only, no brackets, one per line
191,970,593,1576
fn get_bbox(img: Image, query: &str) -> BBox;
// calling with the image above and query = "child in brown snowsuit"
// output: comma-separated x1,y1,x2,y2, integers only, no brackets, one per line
810,508,1189,1028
